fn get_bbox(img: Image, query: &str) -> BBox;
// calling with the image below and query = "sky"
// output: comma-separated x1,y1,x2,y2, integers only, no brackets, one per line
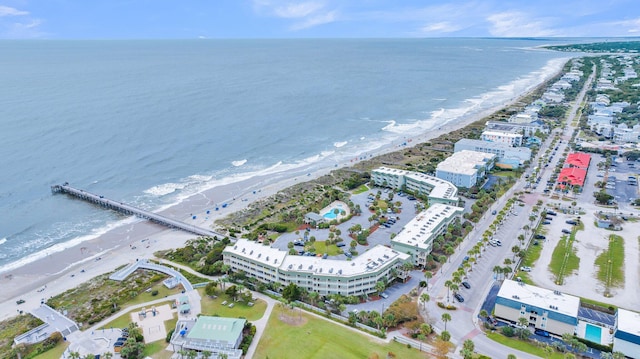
1,0,640,39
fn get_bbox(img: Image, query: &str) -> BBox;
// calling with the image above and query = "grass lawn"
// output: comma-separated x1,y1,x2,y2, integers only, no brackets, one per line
198,288,267,321
594,234,625,290
311,241,342,256
32,342,69,359
548,233,579,285
143,340,168,356
376,200,388,210
486,332,564,359
518,235,545,285
255,305,426,359
126,284,184,306
352,184,369,194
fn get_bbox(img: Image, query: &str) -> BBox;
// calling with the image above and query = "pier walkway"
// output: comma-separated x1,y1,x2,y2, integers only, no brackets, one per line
109,259,194,291
51,182,224,238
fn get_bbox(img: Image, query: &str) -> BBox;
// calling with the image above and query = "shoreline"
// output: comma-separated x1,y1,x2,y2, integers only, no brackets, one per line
0,58,569,322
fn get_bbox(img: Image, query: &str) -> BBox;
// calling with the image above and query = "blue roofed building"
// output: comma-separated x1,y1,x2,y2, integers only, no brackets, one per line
613,308,640,358
494,280,580,336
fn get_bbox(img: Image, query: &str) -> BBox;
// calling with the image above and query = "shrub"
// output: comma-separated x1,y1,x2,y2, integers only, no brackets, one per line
151,290,159,296
166,328,175,343
501,326,515,337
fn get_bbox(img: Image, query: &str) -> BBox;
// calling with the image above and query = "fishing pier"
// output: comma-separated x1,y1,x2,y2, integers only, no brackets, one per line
51,182,224,238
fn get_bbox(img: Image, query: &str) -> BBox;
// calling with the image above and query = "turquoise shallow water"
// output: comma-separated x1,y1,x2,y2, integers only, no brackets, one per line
0,38,572,271
585,323,602,343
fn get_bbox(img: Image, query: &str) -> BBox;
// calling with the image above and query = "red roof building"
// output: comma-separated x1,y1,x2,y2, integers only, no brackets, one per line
557,167,586,187
566,152,591,170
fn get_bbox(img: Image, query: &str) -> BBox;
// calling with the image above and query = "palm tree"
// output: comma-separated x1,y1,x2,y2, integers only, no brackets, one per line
186,350,198,359
479,309,488,319
201,351,212,359
444,280,453,302
493,266,503,280
102,352,113,359
423,271,432,290
517,317,529,328
420,293,430,310
441,312,452,331
69,352,81,359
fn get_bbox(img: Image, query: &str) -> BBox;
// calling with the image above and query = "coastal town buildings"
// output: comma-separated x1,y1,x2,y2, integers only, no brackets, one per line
390,203,463,267
454,138,532,169
435,150,496,188
495,280,580,336
371,167,459,205
170,316,245,359
223,239,410,296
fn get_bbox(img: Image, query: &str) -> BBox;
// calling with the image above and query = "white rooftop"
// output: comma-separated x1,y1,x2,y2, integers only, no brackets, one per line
617,308,640,335
437,150,496,175
498,280,580,317
225,239,409,276
374,167,458,201
482,130,523,138
391,203,463,249
225,239,288,267
280,244,409,276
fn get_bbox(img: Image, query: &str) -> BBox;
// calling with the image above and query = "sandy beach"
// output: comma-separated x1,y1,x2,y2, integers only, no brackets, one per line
0,62,566,323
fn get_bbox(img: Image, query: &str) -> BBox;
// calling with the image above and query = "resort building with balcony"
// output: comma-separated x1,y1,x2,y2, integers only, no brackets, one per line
223,239,410,297
371,167,458,205
390,203,463,267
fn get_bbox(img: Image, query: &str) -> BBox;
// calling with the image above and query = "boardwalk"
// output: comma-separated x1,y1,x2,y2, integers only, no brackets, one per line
51,182,224,238
109,259,194,291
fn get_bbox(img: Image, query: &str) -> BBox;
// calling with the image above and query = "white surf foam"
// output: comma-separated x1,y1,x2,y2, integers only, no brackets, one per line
333,141,347,148
0,238,6,246
232,159,247,167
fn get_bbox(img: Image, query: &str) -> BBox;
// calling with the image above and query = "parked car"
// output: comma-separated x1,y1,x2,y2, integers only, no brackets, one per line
520,266,532,272
566,220,577,225
461,281,471,289
542,221,551,225
562,229,571,234
491,210,497,215
454,293,465,302
336,242,346,247
534,329,551,338
16,299,25,305
547,210,557,216
380,292,389,299
534,234,546,240
495,240,502,246
487,316,498,325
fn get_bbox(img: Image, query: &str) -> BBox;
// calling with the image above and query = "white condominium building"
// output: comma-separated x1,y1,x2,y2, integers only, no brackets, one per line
481,130,524,147
435,150,496,188
391,203,463,266
223,239,410,297
371,167,458,205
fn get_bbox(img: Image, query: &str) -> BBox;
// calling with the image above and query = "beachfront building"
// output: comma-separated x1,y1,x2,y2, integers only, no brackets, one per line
223,239,410,297
391,203,463,267
485,120,547,138
480,130,523,147
494,280,580,336
435,150,496,188
613,308,640,358
370,167,459,206
454,139,531,169
170,316,245,359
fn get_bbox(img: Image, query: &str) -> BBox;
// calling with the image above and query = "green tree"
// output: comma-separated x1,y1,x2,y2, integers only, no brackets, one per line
424,271,433,290
69,352,81,359
460,339,475,359
507,355,517,359
420,293,430,310
282,283,302,303
440,330,451,342
375,280,386,294
479,309,488,319
441,313,452,331
201,351,212,359
225,285,239,301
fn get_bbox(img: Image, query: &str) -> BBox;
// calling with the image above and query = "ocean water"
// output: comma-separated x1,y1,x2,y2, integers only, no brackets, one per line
0,38,572,272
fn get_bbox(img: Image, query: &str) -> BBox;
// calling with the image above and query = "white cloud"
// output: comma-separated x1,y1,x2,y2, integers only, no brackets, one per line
274,2,324,19
252,0,338,30
486,11,559,37
291,10,337,30
420,21,463,34
0,5,29,17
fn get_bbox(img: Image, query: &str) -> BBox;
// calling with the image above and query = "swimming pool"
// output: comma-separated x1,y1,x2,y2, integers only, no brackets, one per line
323,205,343,219
585,323,602,343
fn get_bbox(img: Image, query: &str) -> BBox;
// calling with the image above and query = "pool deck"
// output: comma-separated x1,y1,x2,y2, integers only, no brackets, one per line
320,200,350,221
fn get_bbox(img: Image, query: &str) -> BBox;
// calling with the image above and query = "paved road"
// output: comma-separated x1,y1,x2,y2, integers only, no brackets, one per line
421,66,596,359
